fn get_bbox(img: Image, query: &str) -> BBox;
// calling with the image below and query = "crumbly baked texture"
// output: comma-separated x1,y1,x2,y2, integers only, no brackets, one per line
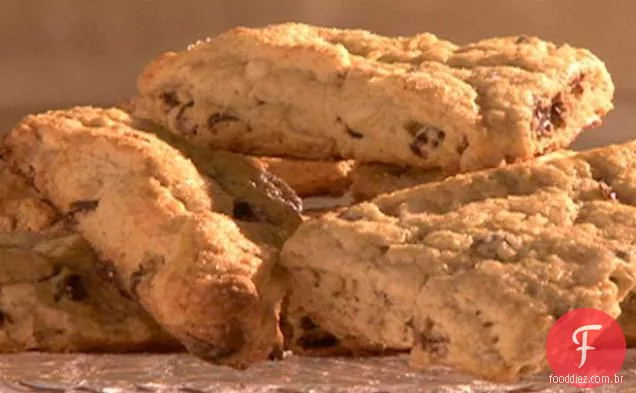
251,157,353,197
0,229,181,353
1,107,303,368
132,22,613,172
350,163,446,201
0,162,58,232
0,160,180,353
280,141,636,381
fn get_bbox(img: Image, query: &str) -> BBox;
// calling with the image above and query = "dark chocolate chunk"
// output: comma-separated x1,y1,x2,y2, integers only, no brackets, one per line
456,135,469,155
207,113,240,126
346,128,364,139
615,250,631,261
160,92,180,108
406,122,445,158
69,200,99,215
55,274,89,302
419,331,449,358
550,97,566,129
175,102,199,135
533,95,567,137
336,116,364,138
570,74,585,96
299,316,318,330
129,255,165,298
232,201,260,221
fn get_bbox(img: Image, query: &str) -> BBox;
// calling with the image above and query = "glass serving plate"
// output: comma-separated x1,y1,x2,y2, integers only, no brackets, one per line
0,350,634,393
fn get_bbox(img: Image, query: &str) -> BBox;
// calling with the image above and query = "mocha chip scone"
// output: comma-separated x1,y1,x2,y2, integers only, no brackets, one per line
280,141,636,381
2,107,303,368
132,23,613,172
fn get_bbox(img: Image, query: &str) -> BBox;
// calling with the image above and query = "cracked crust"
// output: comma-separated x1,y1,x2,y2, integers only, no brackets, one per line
132,23,613,172
280,142,636,381
1,107,302,367
0,161,179,353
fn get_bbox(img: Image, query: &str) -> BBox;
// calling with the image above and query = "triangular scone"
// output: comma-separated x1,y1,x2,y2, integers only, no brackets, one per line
281,141,636,380
132,23,613,172
2,107,302,368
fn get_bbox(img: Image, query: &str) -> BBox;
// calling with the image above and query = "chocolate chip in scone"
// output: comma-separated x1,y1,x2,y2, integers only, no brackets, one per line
615,249,631,261
69,200,99,215
418,319,449,358
533,95,567,137
336,70,348,87
570,74,585,96
299,316,318,330
456,135,469,155
207,113,240,126
176,102,199,135
232,201,260,222
129,255,165,298
406,122,445,158
336,116,364,139
472,232,523,262
160,92,180,109
55,274,89,302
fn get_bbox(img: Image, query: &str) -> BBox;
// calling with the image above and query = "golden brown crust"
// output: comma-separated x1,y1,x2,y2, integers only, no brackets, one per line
133,23,613,172
281,141,636,381
1,107,298,367
0,160,180,353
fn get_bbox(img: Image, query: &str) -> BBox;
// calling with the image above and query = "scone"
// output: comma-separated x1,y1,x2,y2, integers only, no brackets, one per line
2,107,303,368
0,160,179,352
132,23,613,172
280,141,636,381
252,157,353,197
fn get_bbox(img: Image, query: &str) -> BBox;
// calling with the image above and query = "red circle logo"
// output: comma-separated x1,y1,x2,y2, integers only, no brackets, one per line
546,308,626,388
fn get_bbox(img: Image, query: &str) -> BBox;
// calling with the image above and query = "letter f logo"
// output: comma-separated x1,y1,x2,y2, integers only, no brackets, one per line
572,324,602,368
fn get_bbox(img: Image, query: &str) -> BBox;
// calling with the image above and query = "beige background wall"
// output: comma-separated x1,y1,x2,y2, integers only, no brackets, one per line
1,0,635,147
